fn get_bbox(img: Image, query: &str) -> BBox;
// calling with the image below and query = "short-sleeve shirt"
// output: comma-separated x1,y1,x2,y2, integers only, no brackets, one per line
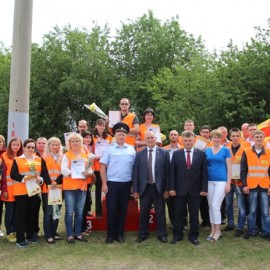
100,143,136,182
205,146,231,182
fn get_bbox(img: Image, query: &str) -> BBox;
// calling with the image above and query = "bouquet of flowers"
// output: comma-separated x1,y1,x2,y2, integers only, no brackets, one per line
26,161,41,175
84,103,108,119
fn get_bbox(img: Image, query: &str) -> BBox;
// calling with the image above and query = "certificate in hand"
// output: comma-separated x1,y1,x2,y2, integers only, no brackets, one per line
95,140,109,156
71,159,85,179
148,127,161,143
48,185,62,205
109,111,121,128
232,163,241,180
194,136,208,150
25,179,41,197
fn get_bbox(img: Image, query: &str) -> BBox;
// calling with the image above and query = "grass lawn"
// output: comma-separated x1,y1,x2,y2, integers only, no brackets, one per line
1,192,270,270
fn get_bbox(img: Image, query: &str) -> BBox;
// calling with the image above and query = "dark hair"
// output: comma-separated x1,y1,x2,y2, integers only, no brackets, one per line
93,119,108,140
229,128,241,136
6,137,23,158
142,108,155,121
81,131,93,145
200,125,211,132
23,138,36,147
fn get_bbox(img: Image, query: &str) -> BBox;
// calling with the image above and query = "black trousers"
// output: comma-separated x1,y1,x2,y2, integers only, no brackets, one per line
15,194,41,243
94,171,102,217
200,196,210,226
173,194,200,241
106,181,132,238
139,184,166,238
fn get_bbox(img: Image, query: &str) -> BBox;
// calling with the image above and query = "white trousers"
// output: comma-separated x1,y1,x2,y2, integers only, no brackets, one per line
207,181,226,224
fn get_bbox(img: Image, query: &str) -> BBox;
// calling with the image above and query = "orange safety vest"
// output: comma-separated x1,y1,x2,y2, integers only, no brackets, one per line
43,155,62,193
1,153,15,202
229,145,245,186
245,148,270,189
13,156,42,196
121,112,137,146
93,135,112,171
62,151,92,190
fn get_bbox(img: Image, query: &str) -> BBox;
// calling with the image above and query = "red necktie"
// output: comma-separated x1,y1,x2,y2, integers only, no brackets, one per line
186,150,191,169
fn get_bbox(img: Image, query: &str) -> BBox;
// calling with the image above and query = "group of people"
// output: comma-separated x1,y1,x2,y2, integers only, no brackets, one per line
0,97,270,248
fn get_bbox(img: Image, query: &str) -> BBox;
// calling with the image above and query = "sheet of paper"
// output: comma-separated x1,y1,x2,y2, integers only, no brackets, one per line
48,185,62,205
194,136,208,150
147,127,161,143
71,159,85,179
109,111,121,128
25,179,41,197
94,140,109,156
232,163,241,179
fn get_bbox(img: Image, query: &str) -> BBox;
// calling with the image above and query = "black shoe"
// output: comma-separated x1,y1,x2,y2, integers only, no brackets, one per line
75,236,88,243
190,239,200,246
223,225,234,231
234,229,243,237
105,236,114,244
67,238,75,244
170,238,182,244
221,219,226,225
262,234,270,241
243,233,256,239
115,236,125,243
158,236,168,243
136,236,147,243
46,238,55,244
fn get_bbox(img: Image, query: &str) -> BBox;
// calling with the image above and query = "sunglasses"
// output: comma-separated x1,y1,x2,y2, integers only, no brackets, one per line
121,103,129,105
26,146,35,149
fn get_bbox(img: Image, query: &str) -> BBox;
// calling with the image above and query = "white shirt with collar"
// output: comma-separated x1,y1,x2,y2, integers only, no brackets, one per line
147,146,157,183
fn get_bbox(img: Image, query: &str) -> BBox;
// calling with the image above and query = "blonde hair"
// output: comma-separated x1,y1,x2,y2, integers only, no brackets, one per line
66,133,83,150
210,129,222,138
44,137,63,157
0,135,5,145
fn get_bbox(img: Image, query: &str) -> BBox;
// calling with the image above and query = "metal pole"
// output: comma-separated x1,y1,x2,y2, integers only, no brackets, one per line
8,0,33,142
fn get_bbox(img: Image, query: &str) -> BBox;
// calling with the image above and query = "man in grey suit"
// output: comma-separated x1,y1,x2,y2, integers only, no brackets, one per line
133,131,170,243
169,131,208,245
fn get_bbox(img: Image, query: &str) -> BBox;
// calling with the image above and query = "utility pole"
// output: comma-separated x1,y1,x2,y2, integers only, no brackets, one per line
8,0,33,142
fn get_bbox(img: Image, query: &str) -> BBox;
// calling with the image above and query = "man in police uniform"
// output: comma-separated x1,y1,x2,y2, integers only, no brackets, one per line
100,123,136,243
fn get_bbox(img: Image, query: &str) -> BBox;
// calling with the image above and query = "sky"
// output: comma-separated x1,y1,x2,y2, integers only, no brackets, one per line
0,0,270,52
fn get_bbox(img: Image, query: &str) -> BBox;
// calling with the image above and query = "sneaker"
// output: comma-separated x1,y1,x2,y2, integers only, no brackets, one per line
243,233,256,239
16,242,28,248
223,225,234,231
0,230,4,237
6,233,16,243
234,229,244,237
27,237,39,244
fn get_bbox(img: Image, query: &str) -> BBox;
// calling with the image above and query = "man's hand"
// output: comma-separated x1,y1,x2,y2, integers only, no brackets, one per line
200,191,207,196
102,183,108,194
169,190,176,196
243,186,249,194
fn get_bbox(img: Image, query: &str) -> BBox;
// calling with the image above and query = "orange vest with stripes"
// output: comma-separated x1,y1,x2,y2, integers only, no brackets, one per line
1,153,15,202
245,148,270,189
62,151,91,191
121,112,136,146
229,145,245,186
43,155,62,193
13,156,42,196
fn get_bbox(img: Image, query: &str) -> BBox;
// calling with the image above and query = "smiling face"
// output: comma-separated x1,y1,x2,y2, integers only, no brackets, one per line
83,135,92,146
24,142,36,157
11,140,21,155
145,131,157,149
49,141,60,154
36,138,47,153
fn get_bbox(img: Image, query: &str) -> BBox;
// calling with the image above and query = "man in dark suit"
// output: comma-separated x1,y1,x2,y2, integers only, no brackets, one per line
133,131,170,243
169,131,208,245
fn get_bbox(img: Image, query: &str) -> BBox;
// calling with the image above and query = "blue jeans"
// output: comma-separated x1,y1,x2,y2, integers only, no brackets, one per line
247,189,270,236
225,185,246,230
64,190,86,238
42,193,61,239
4,201,16,235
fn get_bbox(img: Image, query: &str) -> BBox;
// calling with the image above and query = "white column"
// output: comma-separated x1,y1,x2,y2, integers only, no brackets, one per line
8,0,33,142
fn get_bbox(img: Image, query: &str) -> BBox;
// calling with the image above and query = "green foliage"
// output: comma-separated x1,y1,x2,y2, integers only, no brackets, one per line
0,13,269,138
